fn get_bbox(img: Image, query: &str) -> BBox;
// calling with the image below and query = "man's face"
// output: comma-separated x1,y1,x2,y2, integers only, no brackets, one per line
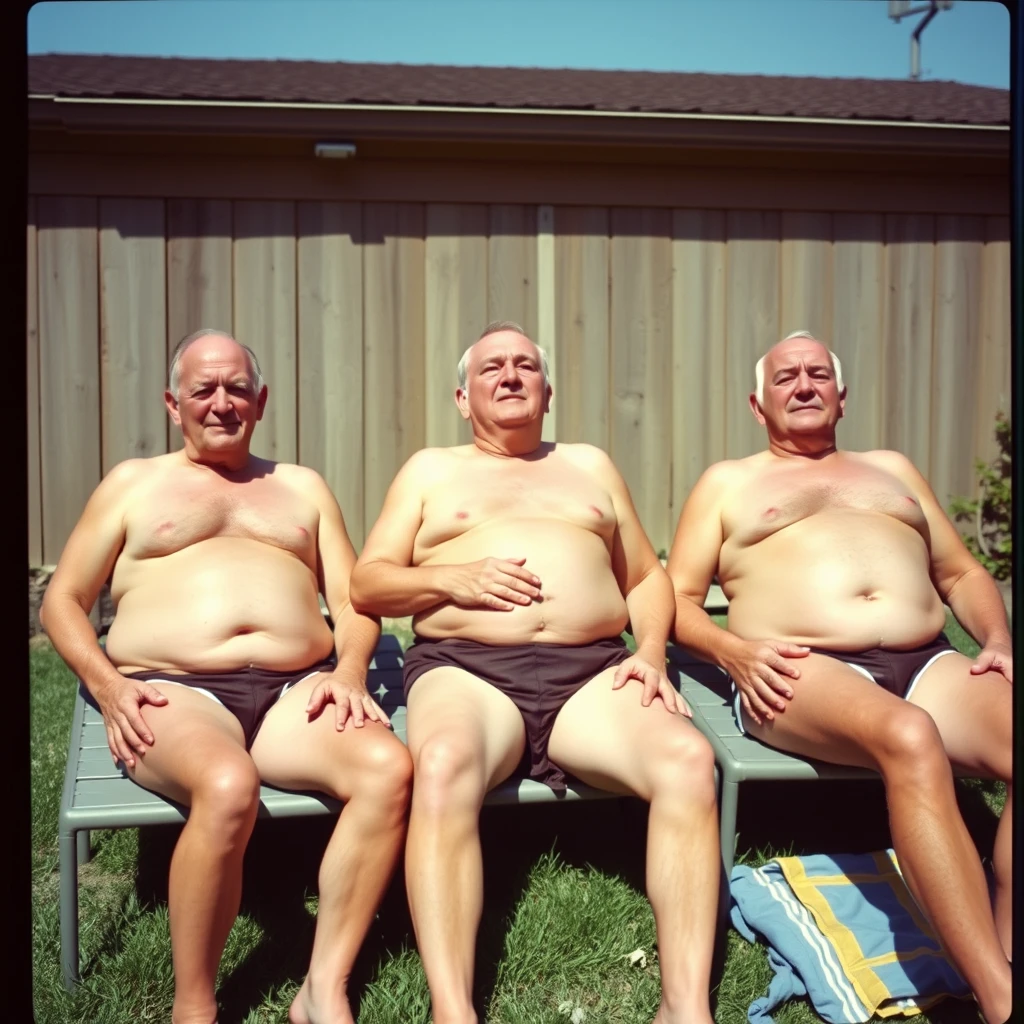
456,331,551,430
752,338,845,437
165,335,266,460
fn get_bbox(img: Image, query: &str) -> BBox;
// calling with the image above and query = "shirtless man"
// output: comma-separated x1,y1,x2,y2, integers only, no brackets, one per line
348,321,719,1024
667,330,1013,1023
40,329,413,1024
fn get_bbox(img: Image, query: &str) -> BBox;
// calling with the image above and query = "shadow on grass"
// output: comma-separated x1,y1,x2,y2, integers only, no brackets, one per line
126,771,1002,1022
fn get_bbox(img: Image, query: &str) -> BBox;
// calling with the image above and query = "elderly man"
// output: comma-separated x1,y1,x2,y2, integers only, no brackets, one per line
349,321,719,1024
667,330,1012,1023
41,329,413,1024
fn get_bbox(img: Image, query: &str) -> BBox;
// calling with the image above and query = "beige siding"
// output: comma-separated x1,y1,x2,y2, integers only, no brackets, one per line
30,194,1011,559
297,201,365,544
38,198,101,565
99,198,168,471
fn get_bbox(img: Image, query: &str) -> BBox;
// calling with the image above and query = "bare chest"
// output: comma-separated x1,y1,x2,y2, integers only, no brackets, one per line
724,465,928,547
124,476,319,563
417,462,617,551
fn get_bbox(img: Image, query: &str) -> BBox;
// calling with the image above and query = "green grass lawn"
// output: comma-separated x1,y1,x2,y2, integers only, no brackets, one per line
31,614,1004,1023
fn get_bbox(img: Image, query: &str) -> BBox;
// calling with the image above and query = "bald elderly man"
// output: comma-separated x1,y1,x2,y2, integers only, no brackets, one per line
42,329,412,1024
350,321,719,1024
667,330,1012,1024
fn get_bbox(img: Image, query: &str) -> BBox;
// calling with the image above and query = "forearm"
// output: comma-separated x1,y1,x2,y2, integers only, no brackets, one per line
331,604,382,677
39,593,125,697
944,567,1012,647
349,560,454,617
624,569,675,662
672,593,743,669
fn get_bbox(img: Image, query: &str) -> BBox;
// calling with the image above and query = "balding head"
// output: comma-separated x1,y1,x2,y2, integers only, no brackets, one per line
168,329,264,400
457,321,550,391
754,331,844,406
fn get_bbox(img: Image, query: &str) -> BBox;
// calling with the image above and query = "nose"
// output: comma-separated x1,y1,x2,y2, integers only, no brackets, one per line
793,370,815,397
211,386,233,413
499,360,523,389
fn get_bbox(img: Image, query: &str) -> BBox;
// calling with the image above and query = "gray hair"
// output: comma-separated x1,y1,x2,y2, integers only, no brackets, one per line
168,328,264,400
754,330,844,405
456,320,550,390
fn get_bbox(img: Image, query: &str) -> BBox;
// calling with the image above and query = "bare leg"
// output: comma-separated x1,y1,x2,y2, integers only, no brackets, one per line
743,654,1012,1023
906,654,1013,962
548,669,719,1024
129,687,260,1024
250,673,414,1024
404,669,526,1024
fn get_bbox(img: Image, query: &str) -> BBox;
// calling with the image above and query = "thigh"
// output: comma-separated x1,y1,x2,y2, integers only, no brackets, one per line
249,671,410,798
406,666,527,791
128,683,251,805
548,666,709,798
906,652,1012,780
740,652,920,770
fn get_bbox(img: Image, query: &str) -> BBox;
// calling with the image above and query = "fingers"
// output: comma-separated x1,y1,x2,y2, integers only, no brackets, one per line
775,643,811,660
140,684,169,706
480,592,517,612
342,693,364,731
119,704,155,753
105,723,133,767
970,651,995,674
611,662,633,689
497,562,543,593
640,670,660,707
364,695,390,727
676,692,693,718
741,683,777,724
762,667,794,702
739,690,762,728
493,583,534,607
767,652,803,680
305,685,328,715
655,675,678,714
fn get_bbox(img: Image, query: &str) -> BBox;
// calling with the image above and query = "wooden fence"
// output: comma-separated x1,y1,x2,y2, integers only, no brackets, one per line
27,197,1010,562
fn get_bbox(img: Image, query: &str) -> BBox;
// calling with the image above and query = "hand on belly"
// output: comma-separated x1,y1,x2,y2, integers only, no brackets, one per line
444,556,544,611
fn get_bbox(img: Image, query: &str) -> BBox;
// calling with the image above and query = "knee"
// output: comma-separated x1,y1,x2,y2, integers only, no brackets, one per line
347,732,414,814
875,707,947,775
191,758,261,835
412,735,485,812
647,727,717,806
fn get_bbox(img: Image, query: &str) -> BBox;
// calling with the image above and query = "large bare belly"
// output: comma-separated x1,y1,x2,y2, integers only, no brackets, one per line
105,538,335,673
413,519,628,645
723,511,946,650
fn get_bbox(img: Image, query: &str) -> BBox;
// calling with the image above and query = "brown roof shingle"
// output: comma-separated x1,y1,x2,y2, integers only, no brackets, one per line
28,53,1009,126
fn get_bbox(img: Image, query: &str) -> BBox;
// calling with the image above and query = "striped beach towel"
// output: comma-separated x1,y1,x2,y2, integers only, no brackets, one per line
729,850,971,1023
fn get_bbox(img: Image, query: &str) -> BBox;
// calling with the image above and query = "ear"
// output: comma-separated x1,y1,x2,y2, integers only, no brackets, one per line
255,384,268,421
455,387,471,420
543,383,553,414
164,391,182,426
748,393,767,426
837,386,847,420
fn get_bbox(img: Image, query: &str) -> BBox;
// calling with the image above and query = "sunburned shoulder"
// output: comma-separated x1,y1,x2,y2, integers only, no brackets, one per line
848,448,923,479
553,442,619,474
693,456,759,495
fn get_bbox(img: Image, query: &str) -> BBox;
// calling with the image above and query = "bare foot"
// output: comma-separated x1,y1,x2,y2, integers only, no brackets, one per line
289,975,356,1024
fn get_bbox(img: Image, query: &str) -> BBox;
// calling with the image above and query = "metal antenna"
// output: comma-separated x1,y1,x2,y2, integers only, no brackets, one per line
889,0,954,80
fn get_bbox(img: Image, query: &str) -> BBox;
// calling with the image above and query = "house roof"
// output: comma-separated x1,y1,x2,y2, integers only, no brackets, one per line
28,53,1009,127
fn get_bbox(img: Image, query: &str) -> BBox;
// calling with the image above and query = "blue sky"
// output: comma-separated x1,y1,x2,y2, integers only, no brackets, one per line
27,0,1010,88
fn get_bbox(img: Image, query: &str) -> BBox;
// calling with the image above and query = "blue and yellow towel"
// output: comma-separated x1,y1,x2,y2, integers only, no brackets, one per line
730,850,970,1024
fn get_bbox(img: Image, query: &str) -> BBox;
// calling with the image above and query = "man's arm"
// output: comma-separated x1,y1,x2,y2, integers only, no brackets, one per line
349,450,542,616
302,468,387,729
581,447,686,714
875,451,1012,682
666,462,808,725
39,460,170,765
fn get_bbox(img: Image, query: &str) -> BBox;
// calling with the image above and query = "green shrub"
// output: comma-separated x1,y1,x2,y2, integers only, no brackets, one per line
949,411,1012,580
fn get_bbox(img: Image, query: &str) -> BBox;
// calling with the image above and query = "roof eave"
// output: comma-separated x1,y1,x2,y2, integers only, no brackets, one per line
28,95,1010,157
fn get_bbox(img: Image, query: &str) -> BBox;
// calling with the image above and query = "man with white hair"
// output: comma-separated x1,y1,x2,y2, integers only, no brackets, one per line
42,328,413,1024
350,321,720,1024
667,330,1012,1024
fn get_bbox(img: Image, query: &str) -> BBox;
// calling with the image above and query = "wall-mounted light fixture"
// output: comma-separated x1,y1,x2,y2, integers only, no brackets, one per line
314,142,357,159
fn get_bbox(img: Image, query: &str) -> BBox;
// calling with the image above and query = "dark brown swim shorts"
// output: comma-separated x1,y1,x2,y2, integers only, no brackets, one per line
122,657,337,749
402,637,632,793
